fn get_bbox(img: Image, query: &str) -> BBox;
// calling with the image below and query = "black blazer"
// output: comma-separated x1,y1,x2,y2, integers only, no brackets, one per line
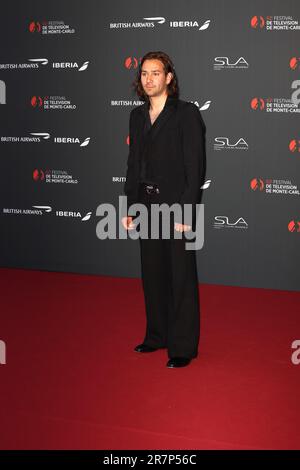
123,94,206,225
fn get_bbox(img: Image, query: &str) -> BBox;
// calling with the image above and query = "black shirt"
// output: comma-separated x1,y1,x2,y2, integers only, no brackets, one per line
139,95,178,185
139,106,153,184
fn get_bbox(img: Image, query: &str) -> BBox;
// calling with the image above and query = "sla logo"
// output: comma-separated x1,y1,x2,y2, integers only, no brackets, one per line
0,80,6,104
291,340,300,364
214,57,249,69
214,137,248,150
214,216,248,229
0,340,6,365
250,97,265,110
288,220,300,232
124,57,139,69
250,16,265,29
250,178,264,191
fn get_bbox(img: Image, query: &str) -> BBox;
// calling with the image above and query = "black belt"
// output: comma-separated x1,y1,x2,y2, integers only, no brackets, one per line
140,182,160,195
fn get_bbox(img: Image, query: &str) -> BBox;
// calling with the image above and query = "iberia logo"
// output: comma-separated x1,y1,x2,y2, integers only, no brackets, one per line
29,21,41,33
250,16,265,29
124,57,140,69
250,97,265,110
250,178,264,191
290,57,300,70
31,96,43,108
289,139,300,153
288,220,300,232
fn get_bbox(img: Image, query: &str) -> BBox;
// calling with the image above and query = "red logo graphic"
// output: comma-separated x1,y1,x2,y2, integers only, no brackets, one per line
124,57,139,69
29,21,41,33
33,169,45,181
250,16,265,29
126,135,130,146
250,178,264,191
251,97,265,110
31,96,43,108
288,220,300,232
289,139,300,153
290,57,299,70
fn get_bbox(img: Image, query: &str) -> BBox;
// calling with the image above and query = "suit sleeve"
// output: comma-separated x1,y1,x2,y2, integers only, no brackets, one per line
178,103,206,226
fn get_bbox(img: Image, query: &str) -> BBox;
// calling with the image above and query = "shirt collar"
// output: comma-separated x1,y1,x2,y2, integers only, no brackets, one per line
144,94,178,113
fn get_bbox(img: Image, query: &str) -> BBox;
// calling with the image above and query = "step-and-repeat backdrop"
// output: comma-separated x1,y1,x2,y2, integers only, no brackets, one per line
0,1,299,291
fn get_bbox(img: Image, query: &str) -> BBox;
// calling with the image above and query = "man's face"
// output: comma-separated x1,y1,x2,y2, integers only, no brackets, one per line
140,59,172,98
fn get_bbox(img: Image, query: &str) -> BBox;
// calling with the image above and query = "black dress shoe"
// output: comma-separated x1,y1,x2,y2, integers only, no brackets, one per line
134,343,158,353
166,357,191,368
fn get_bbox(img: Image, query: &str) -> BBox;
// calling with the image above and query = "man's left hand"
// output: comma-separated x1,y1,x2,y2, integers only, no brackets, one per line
174,223,191,232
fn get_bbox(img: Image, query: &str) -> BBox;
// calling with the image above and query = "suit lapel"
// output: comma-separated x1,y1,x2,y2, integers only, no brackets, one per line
149,105,176,142
138,95,178,160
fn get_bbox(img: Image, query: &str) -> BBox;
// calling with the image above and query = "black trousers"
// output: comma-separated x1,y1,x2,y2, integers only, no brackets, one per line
137,183,200,359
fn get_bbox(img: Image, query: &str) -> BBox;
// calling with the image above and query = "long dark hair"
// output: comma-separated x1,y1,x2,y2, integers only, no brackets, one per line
132,51,180,102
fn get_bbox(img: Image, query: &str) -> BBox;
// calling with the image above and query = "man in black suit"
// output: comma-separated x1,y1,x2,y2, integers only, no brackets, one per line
122,51,206,368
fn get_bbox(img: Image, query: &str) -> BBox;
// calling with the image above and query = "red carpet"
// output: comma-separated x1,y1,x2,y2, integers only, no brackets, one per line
0,267,299,449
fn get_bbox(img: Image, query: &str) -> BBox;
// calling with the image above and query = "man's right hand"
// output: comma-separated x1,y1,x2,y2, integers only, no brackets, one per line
121,216,136,230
